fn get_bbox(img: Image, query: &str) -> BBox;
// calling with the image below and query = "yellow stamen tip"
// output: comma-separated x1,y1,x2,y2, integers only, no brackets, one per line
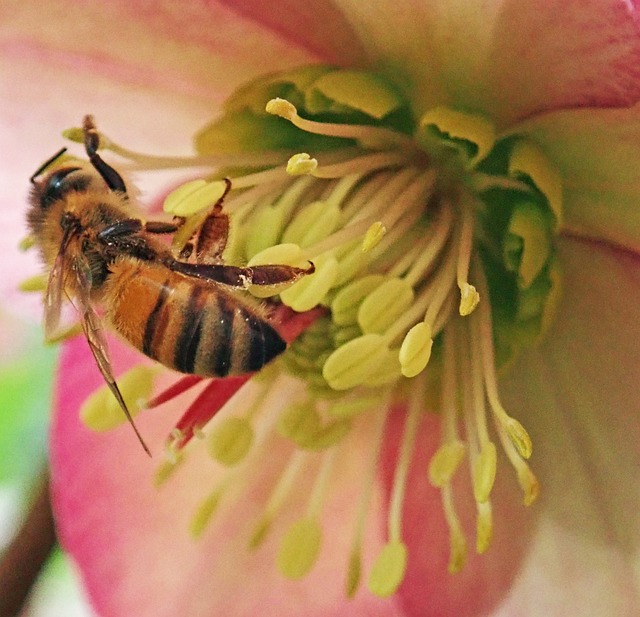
518,466,540,506
506,417,533,459
428,440,466,487
322,333,389,390
448,528,468,574
61,126,85,144
473,442,497,504
476,501,493,553
248,517,272,550
399,322,433,378
286,152,318,176
18,274,47,293
19,235,36,251
266,97,298,120
189,490,222,538
79,366,155,431
458,283,480,316
368,541,408,597
361,222,387,253
277,518,322,580
346,550,362,598
207,417,254,466
163,179,227,216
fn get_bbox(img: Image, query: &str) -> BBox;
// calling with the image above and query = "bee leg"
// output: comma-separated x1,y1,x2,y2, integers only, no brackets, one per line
169,261,315,288
82,115,128,195
191,178,232,264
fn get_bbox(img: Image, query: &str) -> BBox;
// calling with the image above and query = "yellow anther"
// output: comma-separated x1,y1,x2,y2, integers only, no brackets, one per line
322,333,389,390
280,253,337,311
362,221,387,253
358,278,414,335
277,517,322,579
19,235,35,251
368,541,408,597
19,274,47,292
517,465,540,506
286,153,318,175
189,489,222,538
248,516,272,549
459,283,480,316
476,501,493,554
331,274,385,326
428,440,466,487
163,179,228,216
448,526,468,574
80,366,155,431
207,417,254,466
346,550,362,598
265,97,298,120
472,442,497,504
399,322,433,378
505,417,533,459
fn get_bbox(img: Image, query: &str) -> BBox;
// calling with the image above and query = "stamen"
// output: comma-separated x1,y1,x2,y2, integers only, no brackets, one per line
63,126,288,169
300,151,412,179
475,263,533,459
265,98,417,149
456,202,480,316
249,451,307,548
442,483,467,573
345,406,388,597
277,446,338,580
18,274,49,293
368,381,422,597
476,500,493,553
287,153,318,175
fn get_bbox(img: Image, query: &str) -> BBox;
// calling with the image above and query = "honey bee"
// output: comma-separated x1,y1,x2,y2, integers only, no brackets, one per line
27,116,314,453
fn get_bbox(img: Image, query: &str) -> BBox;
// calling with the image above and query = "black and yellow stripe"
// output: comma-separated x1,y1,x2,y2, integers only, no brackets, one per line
105,258,286,376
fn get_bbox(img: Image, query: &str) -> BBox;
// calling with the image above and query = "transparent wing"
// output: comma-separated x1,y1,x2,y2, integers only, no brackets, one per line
43,232,72,342
73,255,151,455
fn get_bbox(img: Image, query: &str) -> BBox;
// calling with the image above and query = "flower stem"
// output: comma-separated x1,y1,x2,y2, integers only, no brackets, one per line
0,470,56,616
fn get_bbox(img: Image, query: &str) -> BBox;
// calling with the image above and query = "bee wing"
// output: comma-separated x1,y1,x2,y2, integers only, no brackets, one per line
43,226,76,342
73,257,151,456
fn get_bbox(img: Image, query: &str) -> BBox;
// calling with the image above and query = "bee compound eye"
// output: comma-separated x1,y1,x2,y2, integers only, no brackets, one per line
39,167,86,208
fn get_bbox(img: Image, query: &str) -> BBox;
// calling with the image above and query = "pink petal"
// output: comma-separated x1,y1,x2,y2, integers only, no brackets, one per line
497,237,640,614
50,338,407,617
0,0,317,317
217,0,367,66
332,0,640,126
508,104,640,253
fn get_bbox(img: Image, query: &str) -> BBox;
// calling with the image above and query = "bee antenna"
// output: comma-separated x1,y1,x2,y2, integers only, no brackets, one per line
30,148,68,184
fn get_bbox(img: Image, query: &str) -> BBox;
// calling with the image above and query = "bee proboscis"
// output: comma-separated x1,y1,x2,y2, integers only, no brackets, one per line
27,116,314,454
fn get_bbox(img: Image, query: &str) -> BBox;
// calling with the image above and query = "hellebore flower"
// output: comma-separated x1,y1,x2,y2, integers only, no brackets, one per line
12,1,640,615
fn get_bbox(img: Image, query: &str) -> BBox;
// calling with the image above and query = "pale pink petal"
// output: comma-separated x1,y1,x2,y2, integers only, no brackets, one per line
508,104,640,253
217,0,367,66
496,237,640,614
332,0,640,125
0,0,318,316
50,339,407,617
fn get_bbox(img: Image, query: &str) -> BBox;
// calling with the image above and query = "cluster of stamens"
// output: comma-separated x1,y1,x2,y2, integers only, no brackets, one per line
72,77,560,596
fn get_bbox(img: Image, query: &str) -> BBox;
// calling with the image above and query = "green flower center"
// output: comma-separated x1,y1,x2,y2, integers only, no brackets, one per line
75,66,561,597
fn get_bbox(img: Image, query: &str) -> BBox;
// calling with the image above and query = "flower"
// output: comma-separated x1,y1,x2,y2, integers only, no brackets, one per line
8,0,640,615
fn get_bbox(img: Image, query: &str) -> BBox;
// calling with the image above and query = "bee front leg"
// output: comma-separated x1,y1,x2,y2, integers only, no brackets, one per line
83,115,128,195
190,178,232,264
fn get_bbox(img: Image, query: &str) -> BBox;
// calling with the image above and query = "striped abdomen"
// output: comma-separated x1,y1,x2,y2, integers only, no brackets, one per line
105,258,286,376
